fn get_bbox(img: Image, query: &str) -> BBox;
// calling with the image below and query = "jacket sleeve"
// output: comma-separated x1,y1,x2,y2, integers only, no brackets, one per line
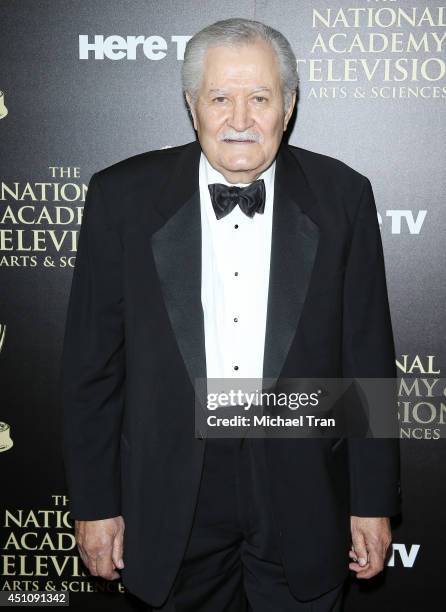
342,176,401,517
60,172,125,520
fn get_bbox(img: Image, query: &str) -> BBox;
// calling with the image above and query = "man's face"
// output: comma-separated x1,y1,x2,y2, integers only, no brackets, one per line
186,39,296,184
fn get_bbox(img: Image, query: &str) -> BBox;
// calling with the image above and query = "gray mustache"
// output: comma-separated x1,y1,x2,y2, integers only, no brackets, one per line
219,132,260,142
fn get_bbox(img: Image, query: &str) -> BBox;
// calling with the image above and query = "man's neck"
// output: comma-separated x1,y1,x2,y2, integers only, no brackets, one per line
218,169,265,184
207,161,274,186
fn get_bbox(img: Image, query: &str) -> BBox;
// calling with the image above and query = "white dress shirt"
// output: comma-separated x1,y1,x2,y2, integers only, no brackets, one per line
199,151,275,382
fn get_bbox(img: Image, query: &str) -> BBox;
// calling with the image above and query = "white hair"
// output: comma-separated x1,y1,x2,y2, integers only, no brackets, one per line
181,17,299,114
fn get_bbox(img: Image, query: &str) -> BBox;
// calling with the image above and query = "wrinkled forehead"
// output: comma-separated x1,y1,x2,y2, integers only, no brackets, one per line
200,42,282,93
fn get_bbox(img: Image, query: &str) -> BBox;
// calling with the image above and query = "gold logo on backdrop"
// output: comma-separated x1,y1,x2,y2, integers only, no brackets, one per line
0,421,13,452
0,91,8,120
0,323,5,352
0,325,12,452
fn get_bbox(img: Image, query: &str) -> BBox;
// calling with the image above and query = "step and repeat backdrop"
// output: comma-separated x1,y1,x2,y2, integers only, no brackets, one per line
0,1,445,610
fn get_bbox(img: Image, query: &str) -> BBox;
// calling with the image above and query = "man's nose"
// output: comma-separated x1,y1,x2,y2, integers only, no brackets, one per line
227,100,254,132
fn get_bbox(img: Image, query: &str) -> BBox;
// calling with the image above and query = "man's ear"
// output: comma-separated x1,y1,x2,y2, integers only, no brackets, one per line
185,92,198,131
283,91,296,131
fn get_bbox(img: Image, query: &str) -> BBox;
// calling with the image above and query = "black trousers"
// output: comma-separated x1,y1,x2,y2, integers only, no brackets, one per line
150,437,345,612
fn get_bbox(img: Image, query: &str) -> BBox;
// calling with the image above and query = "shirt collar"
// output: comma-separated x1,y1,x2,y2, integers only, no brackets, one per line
201,151,275,195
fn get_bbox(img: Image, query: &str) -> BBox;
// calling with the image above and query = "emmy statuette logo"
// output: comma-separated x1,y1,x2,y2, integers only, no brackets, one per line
0,324,13,452
0,422,13,452
0,323,5,352
0,91,8,119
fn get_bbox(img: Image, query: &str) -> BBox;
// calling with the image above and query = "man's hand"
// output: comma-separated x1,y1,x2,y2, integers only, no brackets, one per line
348,516,392,579
75,516,125,580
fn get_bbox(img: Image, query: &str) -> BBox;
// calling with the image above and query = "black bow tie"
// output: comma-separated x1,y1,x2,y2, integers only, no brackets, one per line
208,179,266,220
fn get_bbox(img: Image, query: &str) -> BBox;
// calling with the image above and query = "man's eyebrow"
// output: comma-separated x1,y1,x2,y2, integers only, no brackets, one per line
207,86,272,95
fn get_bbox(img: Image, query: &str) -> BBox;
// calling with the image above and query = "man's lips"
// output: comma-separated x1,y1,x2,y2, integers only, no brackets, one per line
222,139,257,144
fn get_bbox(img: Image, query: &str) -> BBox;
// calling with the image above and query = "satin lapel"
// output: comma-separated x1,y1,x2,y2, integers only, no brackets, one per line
150,141,206,391
262,143,320,389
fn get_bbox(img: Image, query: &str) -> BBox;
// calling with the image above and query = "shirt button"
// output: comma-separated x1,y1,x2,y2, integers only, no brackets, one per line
234,272,239,276
234,224,239,229
234,365,239,371
233,317,238,322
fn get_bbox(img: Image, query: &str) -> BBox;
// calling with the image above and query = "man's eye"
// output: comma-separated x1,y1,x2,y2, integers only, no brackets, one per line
254,96,267,103
213,97,227,103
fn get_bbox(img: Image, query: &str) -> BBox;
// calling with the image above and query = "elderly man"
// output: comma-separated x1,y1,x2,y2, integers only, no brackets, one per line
61,17,400,612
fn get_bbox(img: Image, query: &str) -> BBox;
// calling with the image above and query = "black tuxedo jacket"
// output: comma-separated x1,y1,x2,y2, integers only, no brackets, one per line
60,139,401,606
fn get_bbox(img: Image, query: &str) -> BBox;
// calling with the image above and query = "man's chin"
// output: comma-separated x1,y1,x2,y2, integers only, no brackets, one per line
218,157,264,174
